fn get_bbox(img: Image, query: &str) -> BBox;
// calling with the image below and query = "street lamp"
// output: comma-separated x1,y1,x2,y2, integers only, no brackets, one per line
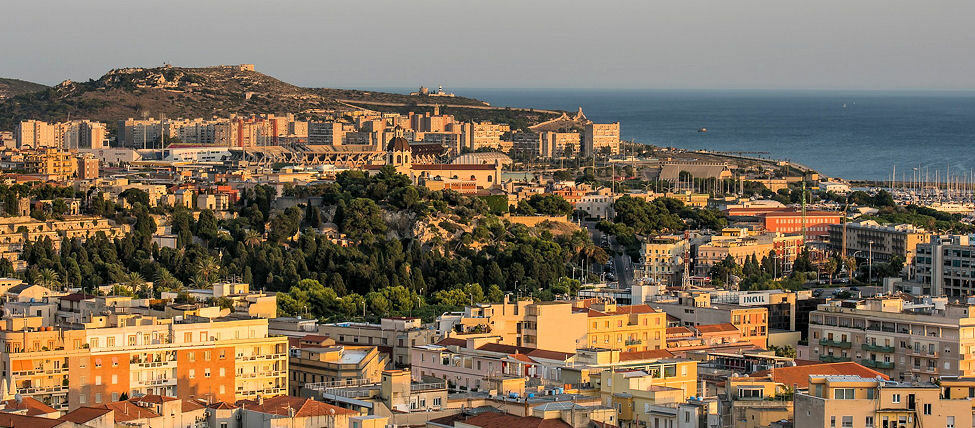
868,241,874,285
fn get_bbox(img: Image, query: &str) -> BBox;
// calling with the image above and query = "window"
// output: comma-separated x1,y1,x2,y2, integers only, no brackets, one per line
219,350,226,359
841,416,853,428
184,332,193,343
95,376,102,385
433,397,442,407
892,393,901,403
205,368,211,378
221,423,228,428
204,351,211,361
106,337,115,347
95,393,102,403
923,403,932,415
220,385,226,394
128,335,137,346
189,369,195,379
111,374,117,384
865,416,873,426
200,332,207,342
220,368,226,377
112,392,119,401
948,415,956,428
833,388,855,400
94,359,102,368
79,394,87,405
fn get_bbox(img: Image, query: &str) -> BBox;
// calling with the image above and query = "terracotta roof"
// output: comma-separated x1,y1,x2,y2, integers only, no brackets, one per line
695,323,739,334
666,327,693,336
97,401,160,422
208,401,237,410
245,396,357,417
129,394,179,404
388,136,410,152
181,400,206,412
59,406,113,424
509,353,535,363
0,413,65,428
762,210,842,217
619,349,675,361
459,412,573,428
750,362,889,389
477,343,533,354
1,397,57,416
436,338,467,347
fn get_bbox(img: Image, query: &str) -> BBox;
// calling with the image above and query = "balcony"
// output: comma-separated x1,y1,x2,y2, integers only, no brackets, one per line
11,367,67,377
412,381,447,392
133,360,177,369
134,377,177,387
819,339,852,349
16,385,68,395
861,359,894,370
908,348,939,358
236,353,286,362
862,343,895,353
625,339,643,346
819,355,851,363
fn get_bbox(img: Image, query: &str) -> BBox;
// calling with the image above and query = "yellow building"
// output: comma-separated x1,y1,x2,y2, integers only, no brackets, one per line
585,303,667,352
795,375,971,428
440,297,587,354
289,335,387,396
598,360,698,426
725,376,793,428
23,149,78,178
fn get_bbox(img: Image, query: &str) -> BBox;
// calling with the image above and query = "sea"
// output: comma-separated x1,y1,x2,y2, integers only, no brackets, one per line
377,88,975,181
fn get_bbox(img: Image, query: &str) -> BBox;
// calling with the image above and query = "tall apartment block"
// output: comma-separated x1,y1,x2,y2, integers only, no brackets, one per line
808,297,975,382
0,315,288,411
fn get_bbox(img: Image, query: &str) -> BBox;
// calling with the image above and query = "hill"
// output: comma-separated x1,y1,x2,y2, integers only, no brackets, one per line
0,78,47,100
0,64,559,131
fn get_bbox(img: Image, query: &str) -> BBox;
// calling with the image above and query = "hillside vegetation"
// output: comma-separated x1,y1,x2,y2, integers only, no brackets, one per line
0,65,521,131
0,78,47,100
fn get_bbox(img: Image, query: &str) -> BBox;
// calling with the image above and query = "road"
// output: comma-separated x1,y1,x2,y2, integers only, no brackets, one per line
584,221,633,288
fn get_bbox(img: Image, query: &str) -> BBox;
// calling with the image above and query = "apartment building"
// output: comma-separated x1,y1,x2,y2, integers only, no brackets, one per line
411,338,574,391
598,360,698,427
761,210,843,238
827,220,930,265
794,375,970,428
808,297,975,382
16,120,106,150
635,235,689,287
584,303,668,352
23,149,78,178
461,122,510,151
0,315,288,411
583,122,620,156
318,317,439,367
288,335,387,397
437,297,587,353
915,234,975,297
651,294,769,347
303,368,448,415
695,228,804,276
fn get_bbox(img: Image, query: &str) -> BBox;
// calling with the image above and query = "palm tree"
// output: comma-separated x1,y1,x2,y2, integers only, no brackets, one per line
36,268,61,290
196,256,220,287
189,274,210,290
154,268,184,292
122,272,149,298
243,230,262,247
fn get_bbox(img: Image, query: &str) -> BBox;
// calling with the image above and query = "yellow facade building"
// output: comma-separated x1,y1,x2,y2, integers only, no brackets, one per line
585,303,667,352
23,149,78,178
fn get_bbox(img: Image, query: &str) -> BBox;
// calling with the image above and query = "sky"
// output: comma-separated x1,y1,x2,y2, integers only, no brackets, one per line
2,0,974,91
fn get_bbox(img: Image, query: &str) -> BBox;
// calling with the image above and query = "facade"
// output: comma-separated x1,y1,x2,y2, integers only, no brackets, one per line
598,360,698,427
23,149,78,177
583,122,620,156
585,303,668,352
437,297,588,353
411,339,574,391
794,375,971,428
915,234,975,297
761,210,843,238
651,295,769,347
318,317,439,367
636,235,689,287
827,220,930,264
0,316,288,411
695,228,804,276
808,297,975,382
16,120,106,149
288,335,387,397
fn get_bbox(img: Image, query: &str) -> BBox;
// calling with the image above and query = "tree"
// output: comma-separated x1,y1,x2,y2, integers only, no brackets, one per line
196,256,220,287
35,268,61,290
196,210,218,243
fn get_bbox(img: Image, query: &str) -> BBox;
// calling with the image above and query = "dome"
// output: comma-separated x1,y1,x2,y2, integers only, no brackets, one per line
387,136,410,152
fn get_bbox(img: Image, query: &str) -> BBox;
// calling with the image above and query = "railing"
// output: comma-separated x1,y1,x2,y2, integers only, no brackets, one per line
908,349,939,358
11,367,67,376
16,385,68,395
411,381,447,392
625,339,643,346
862,343,895,353
133,360,177,369
861,359,894,370
819,355,851,363
236,353,286,362
134,378,177,386
819,339,852,349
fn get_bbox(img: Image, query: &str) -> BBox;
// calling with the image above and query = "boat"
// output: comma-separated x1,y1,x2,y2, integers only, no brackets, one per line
698,128,708,133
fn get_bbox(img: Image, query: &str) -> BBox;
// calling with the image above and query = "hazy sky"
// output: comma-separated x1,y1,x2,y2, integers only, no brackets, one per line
2,0,974,90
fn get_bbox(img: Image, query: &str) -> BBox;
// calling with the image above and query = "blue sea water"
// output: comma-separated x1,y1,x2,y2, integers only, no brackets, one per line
445,89,975,181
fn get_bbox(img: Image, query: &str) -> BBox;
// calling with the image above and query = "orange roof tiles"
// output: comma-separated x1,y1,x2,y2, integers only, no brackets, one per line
59,406,113,424
246,396,357,417
1,397,57,416
695,323,739,334
460,412,573,428
749,362,889,389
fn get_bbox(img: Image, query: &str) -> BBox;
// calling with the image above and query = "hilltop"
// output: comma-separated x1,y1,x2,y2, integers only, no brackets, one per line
0,78,47,100
0,64,558,131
